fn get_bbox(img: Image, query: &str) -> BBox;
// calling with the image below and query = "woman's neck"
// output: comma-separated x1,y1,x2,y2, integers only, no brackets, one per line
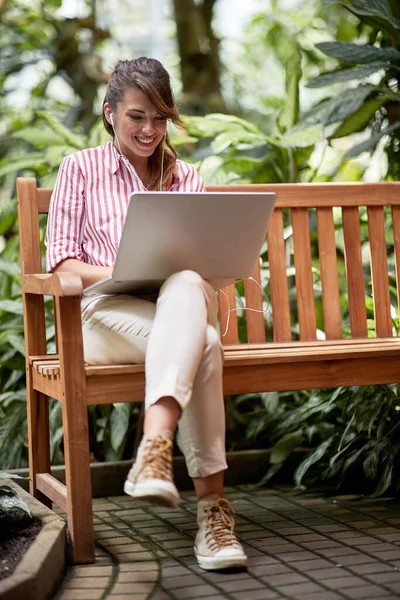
114,141,150,184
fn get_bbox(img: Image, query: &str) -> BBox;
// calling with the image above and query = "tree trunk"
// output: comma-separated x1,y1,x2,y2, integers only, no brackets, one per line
172,0,226,114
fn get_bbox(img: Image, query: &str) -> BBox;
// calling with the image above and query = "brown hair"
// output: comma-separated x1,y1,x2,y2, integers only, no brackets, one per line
103,57,184,190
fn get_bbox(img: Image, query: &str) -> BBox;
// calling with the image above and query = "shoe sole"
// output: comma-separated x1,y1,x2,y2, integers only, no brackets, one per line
195,549,248,571
123,479,180,508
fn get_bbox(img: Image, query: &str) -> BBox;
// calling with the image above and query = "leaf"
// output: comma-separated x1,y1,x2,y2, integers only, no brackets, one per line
205,113,261,134
222,157,262,175
6,333,26,357
294,436,335,486
371,455,393,497
270,429,303,465
278,50,302,132
182,115,235,137
301,86,376,128
330,96,388,139
211,131,267,154
0,259,20,277
277,124,324,148
307,62,390,88
0,300,24,316
330,0,400,38
35,110,86,149
170,135,199,147
44,145,78,168
109,403,131,453
344,121,400,158
0,154,44,178
0,473,29,480
316,42,400,64
13,126,64,149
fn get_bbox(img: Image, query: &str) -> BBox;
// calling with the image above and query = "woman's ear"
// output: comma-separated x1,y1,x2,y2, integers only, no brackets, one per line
104,102,113,125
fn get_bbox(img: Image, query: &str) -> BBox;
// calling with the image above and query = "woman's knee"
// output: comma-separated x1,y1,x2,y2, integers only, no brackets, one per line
162,269,204,291
203,325,224,365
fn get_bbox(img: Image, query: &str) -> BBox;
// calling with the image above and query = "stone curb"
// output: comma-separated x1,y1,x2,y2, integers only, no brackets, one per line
0,480,66,600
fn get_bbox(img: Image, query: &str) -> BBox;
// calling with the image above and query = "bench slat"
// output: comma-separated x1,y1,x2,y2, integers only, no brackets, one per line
266,209,291,342
342,206,368,337
317,207,342,339
392,206,400,316
244,261,266,343
291,208,317,340
218,285,239,344
367,206,392,337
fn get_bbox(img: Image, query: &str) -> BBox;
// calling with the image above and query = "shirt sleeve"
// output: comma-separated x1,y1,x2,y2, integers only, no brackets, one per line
45,154,85,272
177,162,206,192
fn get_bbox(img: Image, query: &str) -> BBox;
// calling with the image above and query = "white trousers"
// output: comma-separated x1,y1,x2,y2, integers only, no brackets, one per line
81,270,227,478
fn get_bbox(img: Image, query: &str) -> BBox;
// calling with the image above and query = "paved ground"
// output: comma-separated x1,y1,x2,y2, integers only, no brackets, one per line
54,485,400,600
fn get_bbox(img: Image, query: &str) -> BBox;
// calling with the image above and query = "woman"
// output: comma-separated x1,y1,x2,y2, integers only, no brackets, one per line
46,57,247,571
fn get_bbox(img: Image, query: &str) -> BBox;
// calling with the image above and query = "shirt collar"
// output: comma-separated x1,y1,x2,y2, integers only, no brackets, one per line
103,140,182,185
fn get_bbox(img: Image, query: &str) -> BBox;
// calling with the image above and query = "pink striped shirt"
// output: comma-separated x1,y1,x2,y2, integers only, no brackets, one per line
45,141,205,272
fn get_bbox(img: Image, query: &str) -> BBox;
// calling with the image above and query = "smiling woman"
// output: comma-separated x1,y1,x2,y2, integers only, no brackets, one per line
44,56,248,570
102,57,184,191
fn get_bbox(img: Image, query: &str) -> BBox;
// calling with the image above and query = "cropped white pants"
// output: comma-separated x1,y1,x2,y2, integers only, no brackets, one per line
81,270,227,478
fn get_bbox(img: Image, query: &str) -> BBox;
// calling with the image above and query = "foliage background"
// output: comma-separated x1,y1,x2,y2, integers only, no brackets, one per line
1,0,400,496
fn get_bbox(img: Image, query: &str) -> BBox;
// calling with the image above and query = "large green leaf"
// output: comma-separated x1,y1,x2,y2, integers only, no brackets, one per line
6,333,26,357
0,300,24,316
182,115,236,138
270,429,303,465
211,131,267,154
344,121,400,158
277,124,324,148
294,436,335,486
307,61,390,88
110,403,131,454
222,157,262,175
0,154,44,178
329,0,400,38
330,96,389,139
278,50,302,133
300,86,375,127
316,42,400,64
206,113,261,134
44,145,78,168
13,126,64,149
36,110,86,148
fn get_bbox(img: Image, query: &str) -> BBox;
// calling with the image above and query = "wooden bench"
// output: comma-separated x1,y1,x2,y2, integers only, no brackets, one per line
17,177,400,564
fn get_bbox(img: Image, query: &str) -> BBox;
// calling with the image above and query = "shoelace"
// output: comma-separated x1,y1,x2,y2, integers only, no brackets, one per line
137,436,173,482
205,498,240,551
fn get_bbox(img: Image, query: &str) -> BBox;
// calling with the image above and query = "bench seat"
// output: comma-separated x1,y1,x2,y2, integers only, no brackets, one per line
30,337,400,403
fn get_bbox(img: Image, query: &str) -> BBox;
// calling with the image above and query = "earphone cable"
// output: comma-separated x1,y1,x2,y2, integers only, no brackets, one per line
219,276,270,338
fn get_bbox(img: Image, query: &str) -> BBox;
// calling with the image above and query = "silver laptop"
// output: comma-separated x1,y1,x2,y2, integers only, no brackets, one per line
84,191,276,295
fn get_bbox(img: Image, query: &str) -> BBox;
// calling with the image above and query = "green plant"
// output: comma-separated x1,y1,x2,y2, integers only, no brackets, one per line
231,383,400,497
303,0,400,179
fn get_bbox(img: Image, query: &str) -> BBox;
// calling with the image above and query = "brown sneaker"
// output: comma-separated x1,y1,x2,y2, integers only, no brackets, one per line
123,430,180,508
194,494,247,570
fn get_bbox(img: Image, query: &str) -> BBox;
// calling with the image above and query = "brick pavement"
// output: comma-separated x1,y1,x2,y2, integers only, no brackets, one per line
54,486,400,600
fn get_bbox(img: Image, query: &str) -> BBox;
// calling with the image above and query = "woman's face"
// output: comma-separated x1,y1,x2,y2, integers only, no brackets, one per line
106,88,167,162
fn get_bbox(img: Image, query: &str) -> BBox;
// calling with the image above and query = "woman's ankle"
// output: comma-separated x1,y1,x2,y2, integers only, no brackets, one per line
144,396,181,436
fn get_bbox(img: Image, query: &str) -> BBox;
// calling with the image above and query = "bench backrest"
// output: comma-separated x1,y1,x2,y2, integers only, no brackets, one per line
18,178,400,345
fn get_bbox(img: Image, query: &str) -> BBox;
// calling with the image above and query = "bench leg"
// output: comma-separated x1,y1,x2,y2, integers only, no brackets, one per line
27,382,51,508
56,295,95,564
62,395,95,564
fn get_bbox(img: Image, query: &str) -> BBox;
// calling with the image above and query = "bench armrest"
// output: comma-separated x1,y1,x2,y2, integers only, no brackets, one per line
23,273,83,297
